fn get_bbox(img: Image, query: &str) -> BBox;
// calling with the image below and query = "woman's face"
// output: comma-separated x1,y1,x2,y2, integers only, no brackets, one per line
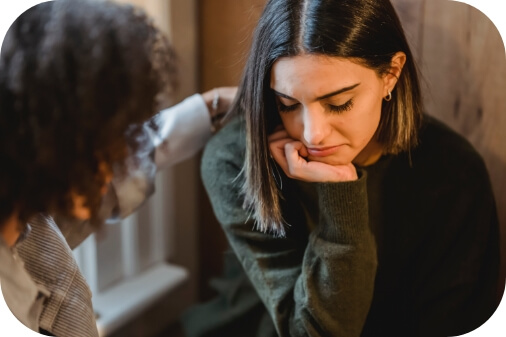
270,54,391,166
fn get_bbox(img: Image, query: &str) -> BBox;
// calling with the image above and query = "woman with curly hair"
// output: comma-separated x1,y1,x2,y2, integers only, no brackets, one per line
0,0,235,335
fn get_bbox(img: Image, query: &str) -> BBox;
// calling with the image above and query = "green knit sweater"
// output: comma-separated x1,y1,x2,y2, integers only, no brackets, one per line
185,115,499,337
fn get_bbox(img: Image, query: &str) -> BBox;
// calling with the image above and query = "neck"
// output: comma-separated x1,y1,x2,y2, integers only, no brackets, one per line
353,139,384,167
1,212,21,247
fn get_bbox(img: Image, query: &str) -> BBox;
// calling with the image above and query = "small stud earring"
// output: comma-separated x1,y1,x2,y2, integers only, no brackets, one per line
384,91,392,101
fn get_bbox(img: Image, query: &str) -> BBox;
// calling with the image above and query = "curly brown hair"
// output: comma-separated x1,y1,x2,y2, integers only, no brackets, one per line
0,0,177,227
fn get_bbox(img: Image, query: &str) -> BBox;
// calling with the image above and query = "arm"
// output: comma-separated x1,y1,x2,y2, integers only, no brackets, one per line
152,93,211,169
154,87,238,169
60,88,237,247
110,93,211,220
112,87,237,219
16,216,98,336
416,155,500,336
201,119,377,337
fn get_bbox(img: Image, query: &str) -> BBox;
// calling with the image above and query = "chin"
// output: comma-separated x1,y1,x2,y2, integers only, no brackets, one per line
72,208,92,220
308,155,353,166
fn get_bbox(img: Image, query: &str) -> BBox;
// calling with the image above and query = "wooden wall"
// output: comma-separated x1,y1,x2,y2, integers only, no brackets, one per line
197,0,266,300
197,0,506,301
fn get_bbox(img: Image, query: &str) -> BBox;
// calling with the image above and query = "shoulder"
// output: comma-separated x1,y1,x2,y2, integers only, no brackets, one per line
411,114,491,188
201,116,250,225
201,116,246,185
415,115,488,172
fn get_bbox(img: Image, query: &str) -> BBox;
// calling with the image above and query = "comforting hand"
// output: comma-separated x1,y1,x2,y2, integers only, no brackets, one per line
268,127,358,183
201,86,238,118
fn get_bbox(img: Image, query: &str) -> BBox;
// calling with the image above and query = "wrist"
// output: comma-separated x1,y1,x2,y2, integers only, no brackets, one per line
201,89,217,117
201,88,224,133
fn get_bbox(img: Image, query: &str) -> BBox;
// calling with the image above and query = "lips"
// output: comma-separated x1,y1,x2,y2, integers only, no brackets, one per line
307,145,342,157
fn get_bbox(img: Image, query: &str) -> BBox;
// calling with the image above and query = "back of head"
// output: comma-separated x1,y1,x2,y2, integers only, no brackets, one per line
237,0,423,234
0,0,177,225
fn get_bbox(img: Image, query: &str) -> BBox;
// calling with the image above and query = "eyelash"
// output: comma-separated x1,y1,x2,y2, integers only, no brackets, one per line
277,99,354,114
329,99,353,114
277,102,298,113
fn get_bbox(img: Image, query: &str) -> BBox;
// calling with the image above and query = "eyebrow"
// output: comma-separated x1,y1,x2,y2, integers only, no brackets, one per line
273,83,361,101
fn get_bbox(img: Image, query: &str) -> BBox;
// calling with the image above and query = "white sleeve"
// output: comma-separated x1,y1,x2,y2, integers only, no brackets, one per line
152,93,212,170
110,93,212,219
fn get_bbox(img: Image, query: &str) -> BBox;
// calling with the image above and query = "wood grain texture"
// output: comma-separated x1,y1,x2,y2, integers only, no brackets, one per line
197,0,267,300
199,0,266,89
391,0,425,61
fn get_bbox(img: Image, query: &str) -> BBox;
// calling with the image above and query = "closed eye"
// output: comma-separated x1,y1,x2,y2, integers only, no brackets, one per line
277,101,299,113
328,99,353,114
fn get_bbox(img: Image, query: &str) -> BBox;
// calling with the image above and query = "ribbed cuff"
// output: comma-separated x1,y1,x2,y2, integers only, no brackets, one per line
315,169,369,243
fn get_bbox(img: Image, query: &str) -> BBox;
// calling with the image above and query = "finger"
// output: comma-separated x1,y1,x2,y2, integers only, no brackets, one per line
298,143,308,157
269,138,292,173
286,141,307,157
216,87,238,112
268,128,289,142
273,124,284,132
268,131,292,154
284,141,308,177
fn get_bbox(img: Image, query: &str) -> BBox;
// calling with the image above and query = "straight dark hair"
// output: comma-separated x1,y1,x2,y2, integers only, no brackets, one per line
231,0,423,235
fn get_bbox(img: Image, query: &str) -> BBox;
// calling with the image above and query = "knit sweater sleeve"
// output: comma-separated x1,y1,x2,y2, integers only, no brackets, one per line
201,119,377,337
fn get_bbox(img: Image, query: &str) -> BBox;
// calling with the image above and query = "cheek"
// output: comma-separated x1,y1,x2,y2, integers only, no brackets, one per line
358,108,381,140
368,98,383,130
338,101,381,143
71,193,91,220
279,114,302,140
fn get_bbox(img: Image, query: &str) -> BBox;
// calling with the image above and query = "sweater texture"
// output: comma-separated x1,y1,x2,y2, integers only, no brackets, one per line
183,114,500,337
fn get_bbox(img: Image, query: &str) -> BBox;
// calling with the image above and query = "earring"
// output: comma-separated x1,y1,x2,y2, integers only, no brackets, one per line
384,91,392,101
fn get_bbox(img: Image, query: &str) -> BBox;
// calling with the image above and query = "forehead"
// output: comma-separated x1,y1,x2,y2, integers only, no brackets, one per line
270,54,377,92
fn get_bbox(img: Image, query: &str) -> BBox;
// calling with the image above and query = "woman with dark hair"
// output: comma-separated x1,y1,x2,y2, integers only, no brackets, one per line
0,0,235,335
189,0,500,336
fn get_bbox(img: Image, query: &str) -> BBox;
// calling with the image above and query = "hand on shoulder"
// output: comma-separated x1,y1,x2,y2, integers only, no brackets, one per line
201,86,238,117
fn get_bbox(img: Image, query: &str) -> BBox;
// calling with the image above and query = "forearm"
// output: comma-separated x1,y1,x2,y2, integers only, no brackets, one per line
154,87,237,168
211,172,376,336
417,172,500,336
153,93,212,169
111,94,212,219
288,178,377,336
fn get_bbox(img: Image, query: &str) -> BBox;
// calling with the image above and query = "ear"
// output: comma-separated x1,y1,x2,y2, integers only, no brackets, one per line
382,52,406,96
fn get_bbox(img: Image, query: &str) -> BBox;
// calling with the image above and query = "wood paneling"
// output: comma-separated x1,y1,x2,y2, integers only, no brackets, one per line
197,0,267,300
199,0,266,89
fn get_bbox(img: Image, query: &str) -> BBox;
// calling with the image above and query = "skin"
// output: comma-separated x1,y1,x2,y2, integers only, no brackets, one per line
1,212,21,247
269,53,405,183
201,86,238,118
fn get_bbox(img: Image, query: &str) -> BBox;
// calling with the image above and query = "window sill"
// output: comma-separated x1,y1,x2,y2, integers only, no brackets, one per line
93,263,188,337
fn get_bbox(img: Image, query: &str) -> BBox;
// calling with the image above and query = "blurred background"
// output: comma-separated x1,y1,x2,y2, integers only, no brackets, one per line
72,1,505,336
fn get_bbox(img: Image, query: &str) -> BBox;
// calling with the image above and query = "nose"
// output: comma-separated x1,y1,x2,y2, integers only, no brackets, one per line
302,105,328,146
